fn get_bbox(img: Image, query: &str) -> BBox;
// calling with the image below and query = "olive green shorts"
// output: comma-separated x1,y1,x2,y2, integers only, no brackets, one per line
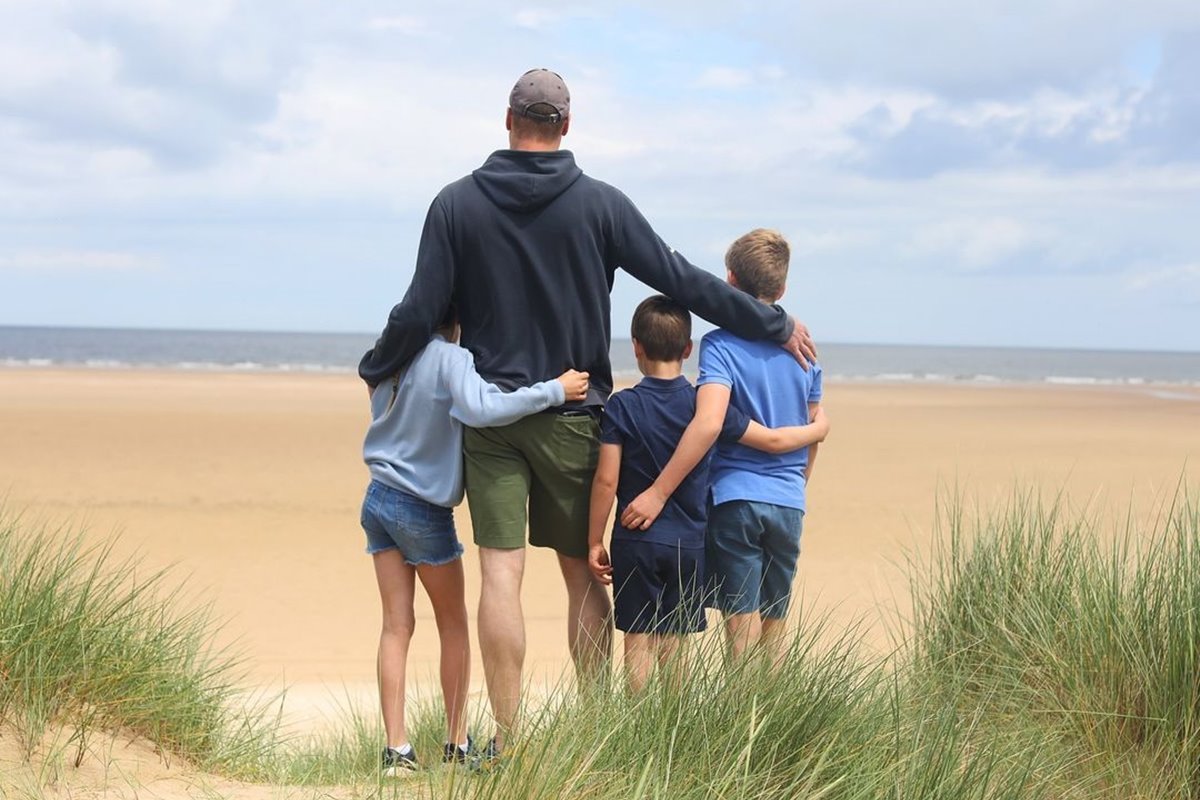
463,412,600,559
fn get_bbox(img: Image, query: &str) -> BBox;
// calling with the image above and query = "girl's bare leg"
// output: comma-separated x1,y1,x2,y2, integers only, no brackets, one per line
416,558,471,747
373,550,417,748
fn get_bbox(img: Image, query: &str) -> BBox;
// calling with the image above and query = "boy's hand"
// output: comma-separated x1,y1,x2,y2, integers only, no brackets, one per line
620,487,667,531
588,543,613,585
557,369,590,402
811,406,830,441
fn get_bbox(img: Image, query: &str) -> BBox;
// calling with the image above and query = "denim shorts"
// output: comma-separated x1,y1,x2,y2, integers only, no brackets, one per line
706,500,804,619
611,541,707,635
360,479,463,566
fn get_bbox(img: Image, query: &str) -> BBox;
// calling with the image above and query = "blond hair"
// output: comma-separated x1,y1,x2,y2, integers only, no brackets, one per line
725,228,789,302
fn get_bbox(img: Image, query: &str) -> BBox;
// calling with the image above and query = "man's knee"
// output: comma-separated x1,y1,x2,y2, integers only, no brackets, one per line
480,546,525,594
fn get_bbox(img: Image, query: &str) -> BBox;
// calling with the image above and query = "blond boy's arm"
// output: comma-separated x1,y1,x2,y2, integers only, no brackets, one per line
804,402,821,483
738,406,830,454
619,383,731,531
587,443,621,585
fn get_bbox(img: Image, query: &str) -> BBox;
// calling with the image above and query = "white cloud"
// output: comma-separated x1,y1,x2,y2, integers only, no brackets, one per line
1126,263,1200,290
0,249,161,273
694,67,754,89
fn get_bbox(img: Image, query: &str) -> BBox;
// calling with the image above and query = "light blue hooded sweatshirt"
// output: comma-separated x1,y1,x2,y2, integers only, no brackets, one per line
363,334,564,508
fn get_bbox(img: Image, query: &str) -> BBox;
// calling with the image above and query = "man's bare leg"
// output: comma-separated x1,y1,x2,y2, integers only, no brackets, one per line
557,553,612,684
477,546,526,751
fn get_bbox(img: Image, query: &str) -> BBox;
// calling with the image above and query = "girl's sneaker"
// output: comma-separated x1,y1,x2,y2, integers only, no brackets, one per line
443,735,474,765
382,745,418,775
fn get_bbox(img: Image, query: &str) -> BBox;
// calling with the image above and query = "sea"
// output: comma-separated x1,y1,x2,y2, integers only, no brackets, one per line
2,325,1200,388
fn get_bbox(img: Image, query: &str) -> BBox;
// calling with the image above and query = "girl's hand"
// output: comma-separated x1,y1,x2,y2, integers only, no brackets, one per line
557,369,590,402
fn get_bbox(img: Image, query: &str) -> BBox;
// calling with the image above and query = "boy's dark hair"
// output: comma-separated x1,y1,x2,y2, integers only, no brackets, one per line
631,295,691,362
725,228,790,301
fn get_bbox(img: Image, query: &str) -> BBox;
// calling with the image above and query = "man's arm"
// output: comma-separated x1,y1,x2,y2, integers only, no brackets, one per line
619,383,731,531
738,407,830,454
587,443,621,585
612,197,816,365
358,197,456,387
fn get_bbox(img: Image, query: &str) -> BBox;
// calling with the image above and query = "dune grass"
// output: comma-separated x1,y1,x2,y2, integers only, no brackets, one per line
0,509,278,777
912,488,1200,797
3,488,1199,798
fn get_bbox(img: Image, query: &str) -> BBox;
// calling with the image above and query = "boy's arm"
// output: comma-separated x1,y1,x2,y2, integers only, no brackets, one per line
804,402,821,483
738,407,830,454
587,443,621,585
619,383,731,531
446,350,587,428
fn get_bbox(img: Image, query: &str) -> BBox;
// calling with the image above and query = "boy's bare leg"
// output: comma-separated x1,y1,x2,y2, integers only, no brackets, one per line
760,617,788,668
655,634,688,692
624,633,654,693
557,553,613,684
416,558,471,747
723,612,762,660
478,546,526,750
373,550,418,748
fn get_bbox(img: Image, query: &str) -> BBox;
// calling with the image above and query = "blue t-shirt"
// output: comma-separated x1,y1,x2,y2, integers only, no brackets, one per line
697,329,823,512
600,376,749,548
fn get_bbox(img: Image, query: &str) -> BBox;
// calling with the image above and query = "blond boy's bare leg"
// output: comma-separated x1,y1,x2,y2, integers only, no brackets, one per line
416,558,471,747
373,550,417,748
723,612,762,660
760,616,788,668
557,553,613,684
478,546,525,750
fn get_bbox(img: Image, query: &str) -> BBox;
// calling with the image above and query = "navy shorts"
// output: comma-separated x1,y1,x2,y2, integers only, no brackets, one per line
706,500,804,619
360,479,463,566
611,540,707,635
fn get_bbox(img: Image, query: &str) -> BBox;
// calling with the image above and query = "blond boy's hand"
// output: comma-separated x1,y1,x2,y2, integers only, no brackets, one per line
557,369,590,402
588,543,613,585
620,486,667,531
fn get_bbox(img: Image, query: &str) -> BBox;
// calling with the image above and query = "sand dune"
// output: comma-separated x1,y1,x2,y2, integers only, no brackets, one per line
1,368,1198,733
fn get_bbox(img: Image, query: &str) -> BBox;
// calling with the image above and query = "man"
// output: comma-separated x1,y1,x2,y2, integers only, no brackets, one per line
359,67,816,760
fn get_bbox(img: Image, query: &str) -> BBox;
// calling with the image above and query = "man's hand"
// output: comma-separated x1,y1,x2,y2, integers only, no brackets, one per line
784,316,818,369
588,543,613,585
557,369,590,402
620,487,668,531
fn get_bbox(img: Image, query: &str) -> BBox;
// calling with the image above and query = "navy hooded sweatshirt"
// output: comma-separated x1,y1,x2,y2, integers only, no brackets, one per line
358,149,793,406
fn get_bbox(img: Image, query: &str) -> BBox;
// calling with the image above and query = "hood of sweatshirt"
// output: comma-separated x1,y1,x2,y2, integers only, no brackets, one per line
471,149,583,213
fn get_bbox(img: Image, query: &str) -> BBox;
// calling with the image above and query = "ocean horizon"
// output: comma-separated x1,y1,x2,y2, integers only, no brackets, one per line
2,324,1199,388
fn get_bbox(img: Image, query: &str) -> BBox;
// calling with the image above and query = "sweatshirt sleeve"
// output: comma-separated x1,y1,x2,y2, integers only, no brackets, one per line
443,347,566,428
358,195,456,387
611,193,793,344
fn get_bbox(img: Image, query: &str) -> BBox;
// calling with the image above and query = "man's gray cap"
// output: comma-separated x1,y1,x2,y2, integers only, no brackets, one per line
509,68,570,124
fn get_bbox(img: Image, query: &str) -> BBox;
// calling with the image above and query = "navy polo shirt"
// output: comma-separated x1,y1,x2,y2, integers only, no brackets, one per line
600,375,749,548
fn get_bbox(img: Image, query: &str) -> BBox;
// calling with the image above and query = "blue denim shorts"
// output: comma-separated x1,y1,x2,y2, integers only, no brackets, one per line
360,480,463,566
706,500,804,619
611,541,707,635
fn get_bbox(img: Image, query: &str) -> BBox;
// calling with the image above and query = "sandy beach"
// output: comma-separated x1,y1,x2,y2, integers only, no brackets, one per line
2,368,1198,727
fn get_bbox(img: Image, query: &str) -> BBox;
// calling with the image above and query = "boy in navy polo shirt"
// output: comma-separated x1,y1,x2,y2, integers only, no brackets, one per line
619,230,823,664
587,295,828,690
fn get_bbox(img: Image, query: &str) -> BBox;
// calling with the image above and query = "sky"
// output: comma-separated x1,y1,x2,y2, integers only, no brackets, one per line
1,1,1199,351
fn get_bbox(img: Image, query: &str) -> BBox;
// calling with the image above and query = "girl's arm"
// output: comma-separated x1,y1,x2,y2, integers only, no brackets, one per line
446,349,587,428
